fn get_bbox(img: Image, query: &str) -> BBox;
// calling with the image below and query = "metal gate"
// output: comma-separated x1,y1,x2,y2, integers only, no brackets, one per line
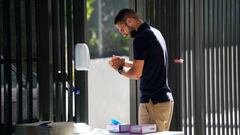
131,0,240,135
180,0,239,134
0,0,87,134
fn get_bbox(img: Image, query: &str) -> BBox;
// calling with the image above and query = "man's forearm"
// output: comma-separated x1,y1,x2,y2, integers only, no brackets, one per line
124,61,133,67
119,66,140,80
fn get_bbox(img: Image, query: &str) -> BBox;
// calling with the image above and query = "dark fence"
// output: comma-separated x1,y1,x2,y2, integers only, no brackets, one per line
0,0,87,134
180,0,239,134
132,0,240,135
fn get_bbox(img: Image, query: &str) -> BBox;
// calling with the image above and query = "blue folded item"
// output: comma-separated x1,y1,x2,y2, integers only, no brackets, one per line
111,119,122,125
38,121,52,127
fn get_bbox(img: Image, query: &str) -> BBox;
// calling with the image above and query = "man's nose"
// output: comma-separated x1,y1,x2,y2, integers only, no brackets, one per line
121,32,126,36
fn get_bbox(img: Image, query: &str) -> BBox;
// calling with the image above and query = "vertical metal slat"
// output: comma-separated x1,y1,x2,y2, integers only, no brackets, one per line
14,0,23,124
25,0,33,122
205,0,211,133
35,0,54,121
203,0,209,134
66,0,74,121
52,0,61,121
189,0,194,133
60,0,67,122
232,0,238,133
235,0,240,134
154,0,160,29
198,0,205,133
149,0,154,26
0,0,3,124
215,0,221,134
212,0,217,133
3,0,12,133
73,0,88,123
226,0,230,133
0,65,1,124
184,0,189,134
60,0,67,121
219,0,225,134
184,0,190,134
228,0,234,134
222,0,227,134
179,0,187,134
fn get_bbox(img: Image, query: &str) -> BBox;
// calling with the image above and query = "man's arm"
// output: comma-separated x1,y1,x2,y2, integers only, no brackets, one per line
109,55,133,67
109,55,144,80
119,60,144,80
124,60,133,67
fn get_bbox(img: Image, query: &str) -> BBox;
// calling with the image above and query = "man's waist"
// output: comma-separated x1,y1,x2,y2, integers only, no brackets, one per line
140,86,171,95
140,84,171,91
140,91,174,104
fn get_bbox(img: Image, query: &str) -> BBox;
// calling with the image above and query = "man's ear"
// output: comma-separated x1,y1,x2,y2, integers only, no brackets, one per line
126,18,133,26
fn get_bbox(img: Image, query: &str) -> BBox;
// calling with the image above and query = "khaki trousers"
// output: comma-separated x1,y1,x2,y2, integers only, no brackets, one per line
138,100,174,132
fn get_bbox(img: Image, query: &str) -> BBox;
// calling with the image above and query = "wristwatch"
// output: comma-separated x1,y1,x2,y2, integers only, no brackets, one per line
117,66,124,74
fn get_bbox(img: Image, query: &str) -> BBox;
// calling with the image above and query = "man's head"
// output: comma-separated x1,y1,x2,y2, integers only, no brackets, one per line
114,9,141,38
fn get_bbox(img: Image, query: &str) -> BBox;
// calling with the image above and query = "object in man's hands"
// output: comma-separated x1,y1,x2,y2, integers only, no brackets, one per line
117,66,124,74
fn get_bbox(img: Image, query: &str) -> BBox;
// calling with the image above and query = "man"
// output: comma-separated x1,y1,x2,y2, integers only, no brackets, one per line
109,9,174,132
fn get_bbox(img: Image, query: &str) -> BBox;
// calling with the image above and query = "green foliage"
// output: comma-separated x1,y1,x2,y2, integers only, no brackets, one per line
111,32,119,42
120,35,129,52
110,32,129,53
86,0,130,58
89,28,99,46
87,0,95,21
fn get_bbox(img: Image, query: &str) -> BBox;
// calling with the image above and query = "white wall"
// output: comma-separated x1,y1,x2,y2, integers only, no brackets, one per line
88,57,130,129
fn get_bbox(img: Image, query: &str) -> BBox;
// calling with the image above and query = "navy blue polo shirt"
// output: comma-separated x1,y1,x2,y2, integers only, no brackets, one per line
133,23,173,104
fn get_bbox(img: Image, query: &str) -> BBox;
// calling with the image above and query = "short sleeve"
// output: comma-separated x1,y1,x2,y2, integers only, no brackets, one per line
133,36,147,60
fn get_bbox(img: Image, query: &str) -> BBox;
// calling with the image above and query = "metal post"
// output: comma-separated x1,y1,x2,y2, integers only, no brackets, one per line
66,0,74,121
15,0,23,124
59,0,67,120
194,0,205,134
74,71,88,123
128,0,138,125
3,0,12,133
25,0,34,122
73,0,88,123
0,0,3,124
35,0,54,121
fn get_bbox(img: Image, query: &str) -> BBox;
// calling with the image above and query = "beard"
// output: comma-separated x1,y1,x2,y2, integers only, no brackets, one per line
129,30,137,38
126,24,137,38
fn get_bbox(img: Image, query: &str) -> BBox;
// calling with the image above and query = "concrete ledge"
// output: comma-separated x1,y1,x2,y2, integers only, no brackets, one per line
15,121,74,135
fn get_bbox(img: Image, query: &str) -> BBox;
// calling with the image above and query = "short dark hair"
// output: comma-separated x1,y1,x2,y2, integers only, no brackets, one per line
114,9,139,24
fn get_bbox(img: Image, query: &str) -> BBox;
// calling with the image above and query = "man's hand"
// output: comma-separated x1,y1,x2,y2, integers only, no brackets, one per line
108,55,125,70
108,55,144,79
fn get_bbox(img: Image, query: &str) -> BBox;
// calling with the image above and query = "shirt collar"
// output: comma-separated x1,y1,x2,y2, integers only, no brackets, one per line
136,22,150,33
